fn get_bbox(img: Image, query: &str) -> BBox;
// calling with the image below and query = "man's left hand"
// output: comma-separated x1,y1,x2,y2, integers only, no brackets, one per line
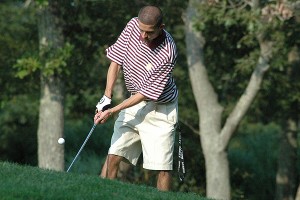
94,109,112,124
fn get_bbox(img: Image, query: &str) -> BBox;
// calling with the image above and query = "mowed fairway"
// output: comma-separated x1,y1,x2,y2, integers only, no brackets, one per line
0,162,209,200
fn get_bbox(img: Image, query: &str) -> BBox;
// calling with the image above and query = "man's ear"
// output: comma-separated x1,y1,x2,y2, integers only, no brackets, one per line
159,24,165,30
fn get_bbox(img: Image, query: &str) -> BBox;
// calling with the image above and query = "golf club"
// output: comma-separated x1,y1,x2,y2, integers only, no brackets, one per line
66,123,97,172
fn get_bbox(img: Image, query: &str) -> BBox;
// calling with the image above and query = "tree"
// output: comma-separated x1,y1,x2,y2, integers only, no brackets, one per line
183,0,298,199
36,0,69,171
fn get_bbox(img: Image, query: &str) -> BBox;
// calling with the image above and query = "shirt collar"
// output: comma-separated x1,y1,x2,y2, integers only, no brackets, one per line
139,30,166,50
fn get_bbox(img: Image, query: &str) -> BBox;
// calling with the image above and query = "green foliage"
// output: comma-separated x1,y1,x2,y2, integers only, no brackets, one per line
194,2,264,103
34,0,48,7
0,162,209,200
0,2,40,166
40,42,74,77
14,42,74,79
13,57,40,79
0,95,39,165
192,0,300,124
229,123,281,200
0,1,39,96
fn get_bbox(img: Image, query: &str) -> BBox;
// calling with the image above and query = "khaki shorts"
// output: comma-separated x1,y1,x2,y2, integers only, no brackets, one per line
108,99,178,170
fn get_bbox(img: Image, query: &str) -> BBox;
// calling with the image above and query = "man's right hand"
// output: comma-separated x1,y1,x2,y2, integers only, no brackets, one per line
95,95,111,113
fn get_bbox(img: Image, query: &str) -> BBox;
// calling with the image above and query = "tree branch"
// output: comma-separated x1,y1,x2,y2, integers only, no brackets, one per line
24,0,32,8
220,38,273,150
179,119,200,135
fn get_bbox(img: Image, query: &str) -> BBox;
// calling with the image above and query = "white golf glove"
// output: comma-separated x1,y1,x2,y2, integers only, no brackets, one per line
95,95,111,113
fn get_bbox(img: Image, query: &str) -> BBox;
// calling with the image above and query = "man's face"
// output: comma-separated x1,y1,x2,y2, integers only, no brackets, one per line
138,20,163,43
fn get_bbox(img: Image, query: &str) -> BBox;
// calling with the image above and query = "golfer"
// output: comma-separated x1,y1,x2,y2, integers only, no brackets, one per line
94,5,178,191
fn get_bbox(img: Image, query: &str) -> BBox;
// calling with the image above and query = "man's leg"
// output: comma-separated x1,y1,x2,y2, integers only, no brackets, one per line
100,154,123,179
117,161,133,181
156,170,172,191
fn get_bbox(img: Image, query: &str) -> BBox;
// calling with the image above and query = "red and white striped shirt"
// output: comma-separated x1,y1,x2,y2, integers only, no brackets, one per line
106,17,178,103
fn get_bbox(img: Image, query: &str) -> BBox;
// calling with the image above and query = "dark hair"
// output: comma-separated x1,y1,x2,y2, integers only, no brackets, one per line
138,6,163,27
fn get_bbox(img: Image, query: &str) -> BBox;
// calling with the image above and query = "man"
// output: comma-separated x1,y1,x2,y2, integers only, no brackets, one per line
94,5,178,191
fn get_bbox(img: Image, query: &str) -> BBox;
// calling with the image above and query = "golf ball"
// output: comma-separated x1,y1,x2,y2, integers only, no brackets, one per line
58,138,65,144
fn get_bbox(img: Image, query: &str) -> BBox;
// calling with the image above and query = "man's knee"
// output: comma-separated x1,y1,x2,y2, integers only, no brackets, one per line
107,154,123,167
157,170,172,181
158,170,171,176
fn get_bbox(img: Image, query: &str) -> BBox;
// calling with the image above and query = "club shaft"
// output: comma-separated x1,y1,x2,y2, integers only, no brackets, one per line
67,124,97,172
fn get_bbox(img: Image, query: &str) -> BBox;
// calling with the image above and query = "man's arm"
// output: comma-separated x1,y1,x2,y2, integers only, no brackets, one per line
104,61,121,98
111,92,147,113
95,61,120,113
94,92,147,124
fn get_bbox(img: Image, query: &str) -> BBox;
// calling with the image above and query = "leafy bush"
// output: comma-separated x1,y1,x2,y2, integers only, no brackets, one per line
229,123,281,200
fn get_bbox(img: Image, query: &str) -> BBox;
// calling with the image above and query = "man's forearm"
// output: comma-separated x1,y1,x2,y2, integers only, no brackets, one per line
94,92,147,124
105,61,120,98
110,92,147,114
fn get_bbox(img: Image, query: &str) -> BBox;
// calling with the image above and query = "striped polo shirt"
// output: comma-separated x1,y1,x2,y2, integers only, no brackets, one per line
106,17,178,103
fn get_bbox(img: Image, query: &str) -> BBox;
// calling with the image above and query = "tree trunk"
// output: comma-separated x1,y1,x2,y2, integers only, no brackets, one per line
297,187,300,200
277,47,299,200
292,40,300,200
38,76,64,170
37,0,64,171
275,119,297,200
184,1,230,198
203,135,231,199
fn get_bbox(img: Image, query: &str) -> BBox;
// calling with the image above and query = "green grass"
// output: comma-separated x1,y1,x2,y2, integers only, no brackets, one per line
0,162,208,200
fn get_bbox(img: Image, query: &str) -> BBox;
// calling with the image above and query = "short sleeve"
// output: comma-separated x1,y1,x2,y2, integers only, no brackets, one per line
106,18,136,65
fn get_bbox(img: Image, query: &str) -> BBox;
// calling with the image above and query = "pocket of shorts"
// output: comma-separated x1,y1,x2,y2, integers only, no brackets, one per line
155,103,177,125
166,103,178,124
125,101,147,117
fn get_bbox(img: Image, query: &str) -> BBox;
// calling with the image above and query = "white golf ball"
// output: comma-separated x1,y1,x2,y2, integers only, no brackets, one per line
58,138,65,144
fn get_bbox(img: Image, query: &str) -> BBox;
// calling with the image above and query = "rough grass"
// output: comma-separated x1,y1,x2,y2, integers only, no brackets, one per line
0,162,209,200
